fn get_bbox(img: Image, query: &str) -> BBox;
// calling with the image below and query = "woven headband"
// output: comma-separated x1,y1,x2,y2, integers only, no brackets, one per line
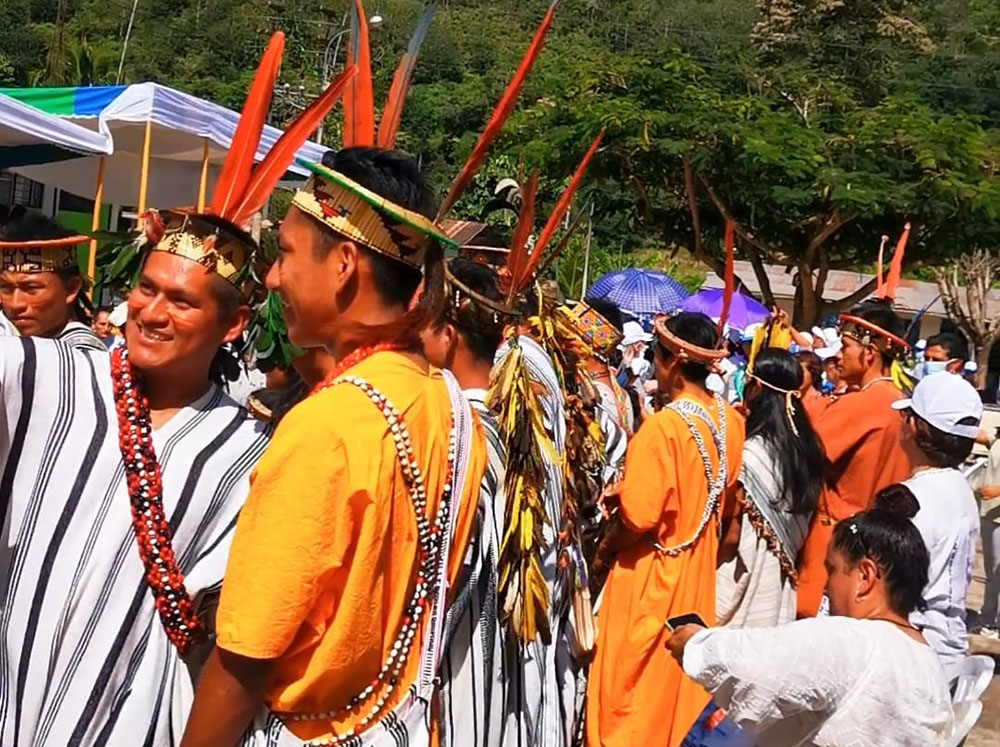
142,210,257,297
563,302,623,356
0,235,89,274
839,313,909,354
292,159,457,269
653,315,728,370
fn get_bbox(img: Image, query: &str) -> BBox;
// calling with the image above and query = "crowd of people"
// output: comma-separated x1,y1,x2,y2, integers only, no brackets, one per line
0,13,996,747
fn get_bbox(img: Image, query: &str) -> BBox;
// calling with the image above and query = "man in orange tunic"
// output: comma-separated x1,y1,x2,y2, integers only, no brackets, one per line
796,300,912,616
181,148,486,747
586,312,744,747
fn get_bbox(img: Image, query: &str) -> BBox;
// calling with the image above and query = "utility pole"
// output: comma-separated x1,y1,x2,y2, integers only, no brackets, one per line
117,0,141,85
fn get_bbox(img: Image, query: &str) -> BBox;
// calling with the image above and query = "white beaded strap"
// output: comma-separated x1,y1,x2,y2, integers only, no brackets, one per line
650,394,728,557
286,376,457,747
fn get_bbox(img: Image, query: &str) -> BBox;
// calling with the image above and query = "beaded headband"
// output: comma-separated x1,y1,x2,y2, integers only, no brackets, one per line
653,314,729,370
142,210,256,297
838,313,909,355
564,301,623,356
0,235,88,274
291,159,457,269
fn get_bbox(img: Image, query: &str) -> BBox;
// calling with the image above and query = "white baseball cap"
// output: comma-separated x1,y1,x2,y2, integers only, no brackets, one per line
891,371,983,438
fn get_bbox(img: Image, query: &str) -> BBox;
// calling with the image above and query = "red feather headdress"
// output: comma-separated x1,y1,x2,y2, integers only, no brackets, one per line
145,31,355,295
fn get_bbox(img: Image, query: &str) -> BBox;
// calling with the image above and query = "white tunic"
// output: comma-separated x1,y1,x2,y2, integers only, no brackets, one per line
683,616,953,746
0,337,270,746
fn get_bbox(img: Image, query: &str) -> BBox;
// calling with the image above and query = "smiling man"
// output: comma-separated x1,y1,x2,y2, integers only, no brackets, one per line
0,210,270,746
0,209,104,351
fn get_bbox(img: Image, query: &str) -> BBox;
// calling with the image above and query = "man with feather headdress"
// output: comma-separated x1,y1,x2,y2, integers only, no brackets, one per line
0,30,345,746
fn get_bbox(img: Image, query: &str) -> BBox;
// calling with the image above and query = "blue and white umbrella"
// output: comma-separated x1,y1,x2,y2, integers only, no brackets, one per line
587,269,691,328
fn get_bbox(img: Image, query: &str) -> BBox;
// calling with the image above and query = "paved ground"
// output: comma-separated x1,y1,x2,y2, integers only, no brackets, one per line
960,541,998,746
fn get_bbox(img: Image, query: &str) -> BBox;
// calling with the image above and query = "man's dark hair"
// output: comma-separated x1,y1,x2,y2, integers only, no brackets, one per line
926,332,969,363
584,295,624,331
445,257,504,365
208,275,246,321
909,411,977,469
96,306,112,316
796,350,824,392
659,311,718,384
312,147,437,308
850,299,905,367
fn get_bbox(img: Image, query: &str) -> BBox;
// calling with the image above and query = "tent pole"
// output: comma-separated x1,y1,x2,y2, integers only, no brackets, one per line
197,138,209,211
137,119,152,213
87,155,105,300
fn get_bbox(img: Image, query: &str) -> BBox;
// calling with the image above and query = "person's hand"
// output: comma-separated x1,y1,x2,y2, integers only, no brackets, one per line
665,623,706,662
980,485,1000,500
643,379,659,395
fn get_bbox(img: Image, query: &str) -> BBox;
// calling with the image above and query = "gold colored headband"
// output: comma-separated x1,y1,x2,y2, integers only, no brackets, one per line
653,315,728,365
291,160,457,269
0,235,89,274
838,313,909,354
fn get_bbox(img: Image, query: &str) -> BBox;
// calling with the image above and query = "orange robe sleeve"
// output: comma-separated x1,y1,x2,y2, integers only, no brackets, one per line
619,415,676,534
216,396,355,660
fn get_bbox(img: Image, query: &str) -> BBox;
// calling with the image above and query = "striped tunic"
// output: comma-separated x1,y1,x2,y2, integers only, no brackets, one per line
55,320,106,352
495,336,575,747
0,337,270,746
437,389,506,747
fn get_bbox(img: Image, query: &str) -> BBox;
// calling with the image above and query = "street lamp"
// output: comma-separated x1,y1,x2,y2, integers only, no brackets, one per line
316,12,384,143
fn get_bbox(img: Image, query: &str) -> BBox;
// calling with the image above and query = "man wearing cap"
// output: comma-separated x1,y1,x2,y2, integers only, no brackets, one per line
894,372,982,675
619,319,654,419
0,209,104,351
183,147,487,747
796,300,913,617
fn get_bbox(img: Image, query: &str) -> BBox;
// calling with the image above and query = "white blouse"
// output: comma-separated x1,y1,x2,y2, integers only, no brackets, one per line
683,616,953,746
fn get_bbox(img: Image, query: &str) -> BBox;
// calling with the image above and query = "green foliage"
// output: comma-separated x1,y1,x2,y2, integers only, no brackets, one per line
2,0,998,326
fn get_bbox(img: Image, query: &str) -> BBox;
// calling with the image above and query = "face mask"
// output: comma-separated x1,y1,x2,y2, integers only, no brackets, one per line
916,360,949,379
630,356,651,379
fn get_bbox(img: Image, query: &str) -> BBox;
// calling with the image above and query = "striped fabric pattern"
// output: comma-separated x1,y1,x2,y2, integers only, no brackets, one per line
495,336,577,747
437,390,506,747
0,337,269,747
55,321,106,352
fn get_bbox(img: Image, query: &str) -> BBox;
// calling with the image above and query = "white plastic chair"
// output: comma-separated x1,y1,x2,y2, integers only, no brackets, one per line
945,655,995,747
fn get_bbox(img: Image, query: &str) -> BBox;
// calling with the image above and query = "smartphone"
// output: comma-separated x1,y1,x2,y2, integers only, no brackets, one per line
665,613,707,633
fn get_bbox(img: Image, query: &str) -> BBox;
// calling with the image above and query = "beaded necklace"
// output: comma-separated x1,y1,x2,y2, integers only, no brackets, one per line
292,357,457,746
310,341,406,394
651,393,728,557
110,346,203,654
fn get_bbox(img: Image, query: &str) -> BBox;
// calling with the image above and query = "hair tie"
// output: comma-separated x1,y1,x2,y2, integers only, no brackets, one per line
849,523,859,535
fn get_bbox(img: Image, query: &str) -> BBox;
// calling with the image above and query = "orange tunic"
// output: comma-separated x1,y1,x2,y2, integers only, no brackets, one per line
586,391,744,747
215,352,486,742
796,379,911,616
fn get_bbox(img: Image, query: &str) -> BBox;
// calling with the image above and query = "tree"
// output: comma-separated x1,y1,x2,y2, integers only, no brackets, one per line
934,251,1000,386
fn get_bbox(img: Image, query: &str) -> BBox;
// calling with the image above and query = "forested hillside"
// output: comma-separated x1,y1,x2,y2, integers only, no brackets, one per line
3,1,999,321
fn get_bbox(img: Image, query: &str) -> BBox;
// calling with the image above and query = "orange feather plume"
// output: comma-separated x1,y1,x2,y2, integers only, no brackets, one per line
883,221,910,302
503,173,538,305
343,0,375,147
230,65,358,227
436,0,560,221
377,4,435,149
211,32,285,219
533,207,587,279
876,234,888,298
718,220,735,335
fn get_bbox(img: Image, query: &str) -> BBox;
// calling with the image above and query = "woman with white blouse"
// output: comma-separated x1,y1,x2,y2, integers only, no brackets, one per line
668,484,954,747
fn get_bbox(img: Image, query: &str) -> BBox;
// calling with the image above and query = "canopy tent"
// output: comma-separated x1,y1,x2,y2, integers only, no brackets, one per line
0,91,113,168
1,83,329,209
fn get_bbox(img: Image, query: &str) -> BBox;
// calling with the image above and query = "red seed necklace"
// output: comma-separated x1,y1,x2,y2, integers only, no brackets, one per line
111,346,203,654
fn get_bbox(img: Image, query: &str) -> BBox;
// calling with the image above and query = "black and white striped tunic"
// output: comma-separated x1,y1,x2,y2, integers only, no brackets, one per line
437,389,506,747
0,337,270,746
55,321,107,352
495,337,575,747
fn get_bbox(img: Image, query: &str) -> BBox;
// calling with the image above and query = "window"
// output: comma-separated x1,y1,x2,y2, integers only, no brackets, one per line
0,170,44,208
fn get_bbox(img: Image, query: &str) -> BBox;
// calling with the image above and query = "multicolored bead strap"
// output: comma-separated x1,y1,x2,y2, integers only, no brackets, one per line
110,347,204,654
291,376,457,747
